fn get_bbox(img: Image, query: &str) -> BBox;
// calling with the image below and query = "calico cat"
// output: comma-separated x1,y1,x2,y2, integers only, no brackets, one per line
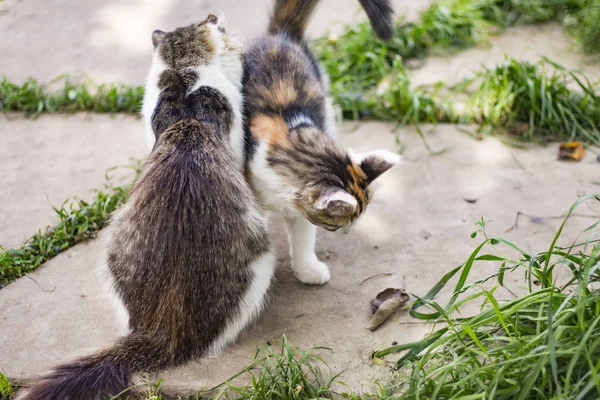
242,0,400,285
17,14,275,400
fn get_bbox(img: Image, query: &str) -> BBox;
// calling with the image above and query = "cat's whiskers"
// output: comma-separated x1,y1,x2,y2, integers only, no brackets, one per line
368,202,392,216
316,230,334,245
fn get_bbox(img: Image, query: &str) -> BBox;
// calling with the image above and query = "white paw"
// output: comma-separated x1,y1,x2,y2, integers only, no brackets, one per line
292,259,330,285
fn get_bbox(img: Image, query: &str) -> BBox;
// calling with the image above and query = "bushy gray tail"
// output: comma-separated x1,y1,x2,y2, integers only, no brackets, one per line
16,334,174,400
268,0,393,41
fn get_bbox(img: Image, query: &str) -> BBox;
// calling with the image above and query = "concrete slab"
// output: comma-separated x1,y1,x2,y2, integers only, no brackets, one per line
0,0,427,85
409,23,600,87
0,114,147,249
2,123,598,394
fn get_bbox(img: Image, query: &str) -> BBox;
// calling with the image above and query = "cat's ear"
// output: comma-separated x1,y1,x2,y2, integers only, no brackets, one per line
351,149,401,184
316,188,357,216
152,30,166,48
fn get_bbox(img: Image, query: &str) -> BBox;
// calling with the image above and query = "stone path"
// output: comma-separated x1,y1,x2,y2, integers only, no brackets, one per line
0,0,423,85
1,0,600,395
0,114,146,249
2,122,598,394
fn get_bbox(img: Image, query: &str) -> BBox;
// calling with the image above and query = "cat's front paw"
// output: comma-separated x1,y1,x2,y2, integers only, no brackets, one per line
292,259,330,285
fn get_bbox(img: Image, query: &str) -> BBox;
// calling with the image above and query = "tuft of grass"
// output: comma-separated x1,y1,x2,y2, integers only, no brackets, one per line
0,76,144,116
139,336,345,400
211,336,339,400
375,195,600,399
314,0,489,117
564,0,600,55
0,372,14,399
456,57,600,144
478,0,576,26
316,0,600,142
321,47,600,145
0,161,141,288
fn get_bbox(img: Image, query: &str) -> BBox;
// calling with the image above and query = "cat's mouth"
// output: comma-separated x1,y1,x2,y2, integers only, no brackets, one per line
305,215,338,231
323,225,351,234
305,216,351,233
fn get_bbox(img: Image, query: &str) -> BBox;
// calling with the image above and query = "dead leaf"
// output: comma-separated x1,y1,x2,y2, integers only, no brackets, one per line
367,288,410,331
558,141,584,161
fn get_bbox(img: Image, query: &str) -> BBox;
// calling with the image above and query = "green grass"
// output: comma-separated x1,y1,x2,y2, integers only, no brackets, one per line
0,372,14,400
563,0,600,55
318,49,600,145
455,57,600,144
316,0,600,144
119,336,345,400
210,336,340,400
0,161,140,288
481,0,600,54
314,0,489,121
478,0,577,26
373,195,600,399
0,76,144,116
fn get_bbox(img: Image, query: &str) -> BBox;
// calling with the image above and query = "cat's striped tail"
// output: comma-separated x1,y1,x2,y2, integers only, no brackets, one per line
16,333,176,400
268,0,394,41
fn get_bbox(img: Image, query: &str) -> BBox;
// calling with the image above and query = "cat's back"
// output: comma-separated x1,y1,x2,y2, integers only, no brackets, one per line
115,117,266,259
107,117,270,339
243,33,326,115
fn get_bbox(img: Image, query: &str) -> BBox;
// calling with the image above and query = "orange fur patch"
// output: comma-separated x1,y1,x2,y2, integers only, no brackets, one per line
257,80,298,107
304,83,321,100
250,114,289,147
346,163,368,213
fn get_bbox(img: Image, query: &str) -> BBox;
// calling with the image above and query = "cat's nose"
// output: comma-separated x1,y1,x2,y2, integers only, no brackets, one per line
342,226,351,234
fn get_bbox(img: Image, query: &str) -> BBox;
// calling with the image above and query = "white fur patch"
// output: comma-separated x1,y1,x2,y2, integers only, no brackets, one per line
317,189,358,210
318,62,337,138
96,231,130,335
191,61,244,168
323,95,337,139
287,114,314,130
142,51,168,152
99,265,131,335
249,142,301,216
208,251,276,355
351,149,403,166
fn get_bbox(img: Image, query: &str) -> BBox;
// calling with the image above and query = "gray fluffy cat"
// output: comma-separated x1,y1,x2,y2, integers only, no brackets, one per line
17,13,275,400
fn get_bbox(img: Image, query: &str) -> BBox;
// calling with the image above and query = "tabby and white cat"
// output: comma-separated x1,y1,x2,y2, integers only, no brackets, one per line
242,0,400,285
18,14,274,400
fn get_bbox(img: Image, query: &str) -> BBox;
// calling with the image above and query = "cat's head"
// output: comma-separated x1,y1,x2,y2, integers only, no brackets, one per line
260,125,400,232
142,13,242,146
295,148,400,232
150,13,242,78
